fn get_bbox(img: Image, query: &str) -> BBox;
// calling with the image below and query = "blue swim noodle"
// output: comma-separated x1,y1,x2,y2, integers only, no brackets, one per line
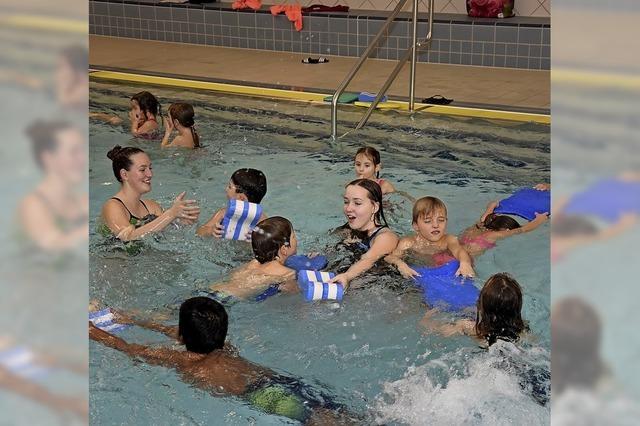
494,188,551,221
412,261,479,311
284,255,328,271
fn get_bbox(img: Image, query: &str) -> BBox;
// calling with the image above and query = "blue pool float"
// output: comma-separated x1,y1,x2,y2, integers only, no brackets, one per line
284,254,328,271
358,92,388,103
563,178,640,222
222,199,263,241
412,261,478,311
89,308,129,333
494,188,551,221
297,270,343,302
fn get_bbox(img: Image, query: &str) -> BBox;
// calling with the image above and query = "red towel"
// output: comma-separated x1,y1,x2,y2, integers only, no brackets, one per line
270,4,303,31
232,0,262,11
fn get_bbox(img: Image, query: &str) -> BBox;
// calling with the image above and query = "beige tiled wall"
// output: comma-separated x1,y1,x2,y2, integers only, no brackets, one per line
261,0,550,17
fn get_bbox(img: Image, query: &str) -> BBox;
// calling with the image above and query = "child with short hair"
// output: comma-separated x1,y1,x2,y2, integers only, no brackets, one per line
385,196,475,278
209,216,298,299
196,168,268,237
89,297,355,423
161,102,200,149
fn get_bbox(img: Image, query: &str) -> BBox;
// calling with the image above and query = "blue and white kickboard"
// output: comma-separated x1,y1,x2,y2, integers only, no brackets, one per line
221,199,263,241
0,346,49,379
284,254,328,271
412,261,478,311
89,308,129,333
297,270,343,301
494,188,551,221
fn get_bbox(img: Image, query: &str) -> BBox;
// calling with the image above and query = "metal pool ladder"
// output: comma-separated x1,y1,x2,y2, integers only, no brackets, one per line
330,0,434,139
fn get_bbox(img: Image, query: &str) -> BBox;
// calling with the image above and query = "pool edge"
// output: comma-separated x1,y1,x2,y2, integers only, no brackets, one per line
90,69,551,125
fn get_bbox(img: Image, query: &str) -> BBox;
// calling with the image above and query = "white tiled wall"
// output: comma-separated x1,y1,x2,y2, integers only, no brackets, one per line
262,0,550,17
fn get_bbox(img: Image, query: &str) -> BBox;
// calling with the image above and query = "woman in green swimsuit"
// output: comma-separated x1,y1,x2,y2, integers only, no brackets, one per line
101,145,200,241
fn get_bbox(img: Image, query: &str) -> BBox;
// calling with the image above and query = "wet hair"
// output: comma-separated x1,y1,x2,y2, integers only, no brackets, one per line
178,297,228,353
346,178,388,227
412,196,447,224
106,145,146,182
355,146,381,178
59,45,88,73
131,91,161,121
230,168,267,203
475,273,528,346
26,120,74,169
552,297,605,395
168,103,200,148
551,215,598,237
251,216,293,264
483,213,521,231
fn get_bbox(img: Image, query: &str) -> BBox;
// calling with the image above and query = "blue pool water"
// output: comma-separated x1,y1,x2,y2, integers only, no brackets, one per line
89,80,550,424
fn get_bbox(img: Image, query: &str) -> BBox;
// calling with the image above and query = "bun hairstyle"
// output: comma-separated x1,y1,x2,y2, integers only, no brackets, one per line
107,145,145,182
26,120,73,169
168,103,200,148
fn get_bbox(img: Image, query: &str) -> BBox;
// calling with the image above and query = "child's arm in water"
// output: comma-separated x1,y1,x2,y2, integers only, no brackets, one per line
89,112,123,125
445,235,475,277
490,212,549,241
479,200,498,223
330,231,399,289
384,236,420,278
420,309,475,336
112,309,179,341
196,208,225,237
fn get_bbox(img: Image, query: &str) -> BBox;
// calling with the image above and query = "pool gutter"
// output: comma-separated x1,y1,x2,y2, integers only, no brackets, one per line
90,69,550,125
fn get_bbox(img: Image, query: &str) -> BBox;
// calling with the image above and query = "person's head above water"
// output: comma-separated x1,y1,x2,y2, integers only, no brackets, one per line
226,168,267,204
343,178,387,231
354,146,382,180
251,216,297,264
168,102,200,148
107,145,152,193
27,120,85,183
475,273,527,346
130,91,160,122
482,213,521,231
412,196,448,242
178,297,228,353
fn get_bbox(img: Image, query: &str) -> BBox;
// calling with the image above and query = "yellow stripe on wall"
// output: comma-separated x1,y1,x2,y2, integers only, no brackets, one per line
0,14,86,34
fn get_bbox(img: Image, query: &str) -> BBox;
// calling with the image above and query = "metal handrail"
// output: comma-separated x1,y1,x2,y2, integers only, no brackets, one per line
330,0,434,139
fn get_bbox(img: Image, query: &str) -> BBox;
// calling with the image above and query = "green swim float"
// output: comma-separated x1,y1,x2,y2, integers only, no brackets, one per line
248,385,306,421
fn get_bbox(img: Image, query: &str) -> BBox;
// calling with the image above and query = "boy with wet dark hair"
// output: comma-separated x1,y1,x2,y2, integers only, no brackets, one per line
90,297,356,424
197,168,268,237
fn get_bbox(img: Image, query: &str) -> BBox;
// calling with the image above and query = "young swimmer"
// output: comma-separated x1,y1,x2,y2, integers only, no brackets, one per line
89,298,355,424
197,168,268,237
354,147,396,195
101,146,200,241
209,217,298,299
328,179,399,289
422,273,529,346
161,102,200,149
385,196,475,278
90,91,161,138
458,209,548,258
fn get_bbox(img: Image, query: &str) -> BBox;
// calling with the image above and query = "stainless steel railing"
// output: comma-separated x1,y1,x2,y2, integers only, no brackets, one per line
330,0,434,139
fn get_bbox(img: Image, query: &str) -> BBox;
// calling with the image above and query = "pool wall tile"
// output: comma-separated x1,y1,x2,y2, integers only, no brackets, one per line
90,0,550,70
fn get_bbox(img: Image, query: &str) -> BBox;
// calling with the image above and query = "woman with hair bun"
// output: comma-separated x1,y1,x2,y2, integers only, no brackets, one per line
101,145,200,241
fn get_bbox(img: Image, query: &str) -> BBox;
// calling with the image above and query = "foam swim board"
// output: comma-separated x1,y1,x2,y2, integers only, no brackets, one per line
222,199,263,241
284,255,328,271
563,178,640,222
358,92,388,102
494,188,551,221
89,308,129,333
297,270,343,301
412,261,478,311
323,93,359,104
0,346,49,379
